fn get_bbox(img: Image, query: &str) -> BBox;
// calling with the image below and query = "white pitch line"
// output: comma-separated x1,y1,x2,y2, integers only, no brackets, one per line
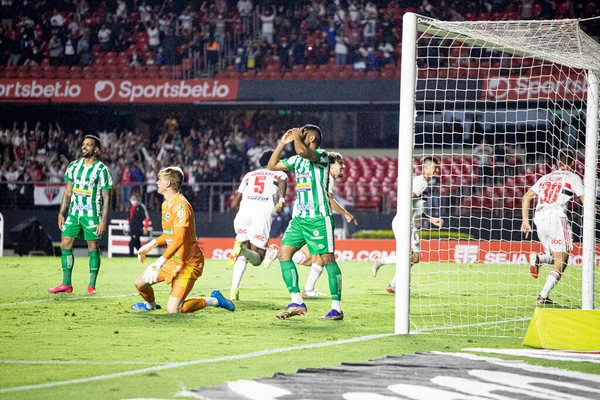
0,360,171,365
0,333,394,394
0,293,139,306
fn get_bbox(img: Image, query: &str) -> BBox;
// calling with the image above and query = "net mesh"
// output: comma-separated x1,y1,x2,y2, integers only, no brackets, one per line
409,16,599,337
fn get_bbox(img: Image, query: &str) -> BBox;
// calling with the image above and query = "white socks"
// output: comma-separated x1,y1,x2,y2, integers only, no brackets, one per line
304,263,323,291
379,256,397,266
540,270,561,298
241,247,261,266
291,292,303,304
205,297,218,307
231,256,248,291
331,300,342,312
538,254,553,265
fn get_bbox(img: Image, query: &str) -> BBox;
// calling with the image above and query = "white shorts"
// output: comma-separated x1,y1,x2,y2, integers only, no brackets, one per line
233,208,273,249
534,209,573,255
411,227,420,253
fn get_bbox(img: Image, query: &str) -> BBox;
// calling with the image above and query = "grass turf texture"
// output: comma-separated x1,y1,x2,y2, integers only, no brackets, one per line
0,256,598,399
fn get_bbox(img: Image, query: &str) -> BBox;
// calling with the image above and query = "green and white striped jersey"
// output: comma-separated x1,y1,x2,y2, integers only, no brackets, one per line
64,159,113,218
283,148,331,218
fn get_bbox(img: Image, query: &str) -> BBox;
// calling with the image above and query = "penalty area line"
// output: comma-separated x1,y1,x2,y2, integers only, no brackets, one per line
0,333,394,394
0,360,172,365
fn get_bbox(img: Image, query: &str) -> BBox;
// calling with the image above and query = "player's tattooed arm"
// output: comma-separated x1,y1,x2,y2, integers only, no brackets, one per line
96,188,111,236
58,181,73,230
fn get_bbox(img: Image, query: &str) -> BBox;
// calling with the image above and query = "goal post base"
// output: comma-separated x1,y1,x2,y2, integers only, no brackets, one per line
522,309,600,350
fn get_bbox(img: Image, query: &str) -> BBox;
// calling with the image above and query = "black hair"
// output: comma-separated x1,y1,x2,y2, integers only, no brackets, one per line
302,124,322,146
557,148,574,167
421,156,439,165
259,149,274,167
84,134,101,148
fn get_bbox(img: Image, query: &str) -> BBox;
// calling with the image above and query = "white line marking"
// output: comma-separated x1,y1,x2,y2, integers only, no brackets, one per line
462,348,600,363
0,333,394,394
413,317,532,336
0,360,171,365
0,291,173,307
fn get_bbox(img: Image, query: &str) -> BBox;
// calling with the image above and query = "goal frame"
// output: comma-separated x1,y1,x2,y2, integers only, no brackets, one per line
395,12,598,334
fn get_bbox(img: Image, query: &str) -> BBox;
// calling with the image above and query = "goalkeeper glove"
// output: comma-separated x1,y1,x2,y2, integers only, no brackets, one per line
142,256,167,284
137,239,158,263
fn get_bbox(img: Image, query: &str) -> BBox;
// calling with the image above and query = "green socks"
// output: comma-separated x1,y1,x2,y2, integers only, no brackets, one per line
61,248,74,285
280,260,300,294
88,249,100,287
325,262,342,301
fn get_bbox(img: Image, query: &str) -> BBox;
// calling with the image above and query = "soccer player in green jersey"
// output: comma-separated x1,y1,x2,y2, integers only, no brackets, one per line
267,125,344,320
49,135,113,295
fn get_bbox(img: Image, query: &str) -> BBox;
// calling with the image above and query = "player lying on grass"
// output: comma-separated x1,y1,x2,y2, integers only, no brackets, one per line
228,149,288,301
264,151,357,298
521,148,586,305
372,156,443,292
268,125,345,320
132,166,235,313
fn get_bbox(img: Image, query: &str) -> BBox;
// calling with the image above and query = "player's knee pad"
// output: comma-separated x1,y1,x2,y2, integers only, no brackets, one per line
292,251,306,265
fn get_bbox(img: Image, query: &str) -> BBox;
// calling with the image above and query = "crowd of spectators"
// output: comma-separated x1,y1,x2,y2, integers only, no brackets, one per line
1,0,598,78
0,111,305,211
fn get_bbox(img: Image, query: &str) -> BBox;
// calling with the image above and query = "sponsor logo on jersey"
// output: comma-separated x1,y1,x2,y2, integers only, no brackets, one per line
298,203,313,211
253,234,266,242
73,187,92,197
71,204,93,212
247,195,270,201
296,182,311,192
163,228,173,235
551,238,563,245
236,228,247,234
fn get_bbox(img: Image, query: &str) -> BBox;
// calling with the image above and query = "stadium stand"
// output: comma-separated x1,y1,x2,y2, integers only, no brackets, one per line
1,0,598,79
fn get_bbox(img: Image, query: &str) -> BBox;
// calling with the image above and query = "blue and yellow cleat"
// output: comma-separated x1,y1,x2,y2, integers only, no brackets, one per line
131,302,161,311
212,290,236,312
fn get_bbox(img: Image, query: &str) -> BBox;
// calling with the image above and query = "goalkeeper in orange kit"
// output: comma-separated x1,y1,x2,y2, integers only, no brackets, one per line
132,166,235,313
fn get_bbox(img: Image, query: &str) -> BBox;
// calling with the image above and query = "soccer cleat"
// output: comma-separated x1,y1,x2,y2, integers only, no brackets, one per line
228,240,243,266
386,285,395,294
529,253,539,279
302,289,327,297
537,295,556,305
212,290,236,311
131,302,162,311
86,286,96,295
276,302,307,319
372,256,382,277
48,284,73,294
319,309,344,320
263,244,280,269
230,289,239,301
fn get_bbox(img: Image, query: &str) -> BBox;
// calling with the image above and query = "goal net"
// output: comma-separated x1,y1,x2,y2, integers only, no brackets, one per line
396,14,599,336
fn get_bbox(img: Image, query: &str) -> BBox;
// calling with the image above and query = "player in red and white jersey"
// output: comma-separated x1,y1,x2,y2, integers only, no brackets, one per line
521,148,585,305
229,149,288,300
372,156,444,293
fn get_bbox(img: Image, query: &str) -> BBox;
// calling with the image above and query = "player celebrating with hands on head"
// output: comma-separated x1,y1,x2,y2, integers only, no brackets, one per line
49,135,112,295
521,149,586,305
289,151,358,297
132,167,235,313
268,125,345,320
372,156,444,293
228,149,288,301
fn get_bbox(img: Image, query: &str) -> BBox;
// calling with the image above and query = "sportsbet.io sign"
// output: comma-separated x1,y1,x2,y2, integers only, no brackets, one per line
0,78,238,103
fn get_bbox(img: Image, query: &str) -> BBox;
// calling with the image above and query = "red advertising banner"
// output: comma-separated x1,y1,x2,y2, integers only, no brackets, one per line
198,239,600,266
481,74,587,101
0,78,238,103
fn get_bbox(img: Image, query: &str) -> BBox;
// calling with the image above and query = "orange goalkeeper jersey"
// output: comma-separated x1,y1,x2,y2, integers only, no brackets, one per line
157,193,204,267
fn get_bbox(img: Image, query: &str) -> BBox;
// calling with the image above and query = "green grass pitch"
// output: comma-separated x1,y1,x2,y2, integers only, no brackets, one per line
0,256,597,399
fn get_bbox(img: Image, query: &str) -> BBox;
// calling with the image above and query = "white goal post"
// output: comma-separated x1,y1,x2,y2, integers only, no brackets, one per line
396,13,599,335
